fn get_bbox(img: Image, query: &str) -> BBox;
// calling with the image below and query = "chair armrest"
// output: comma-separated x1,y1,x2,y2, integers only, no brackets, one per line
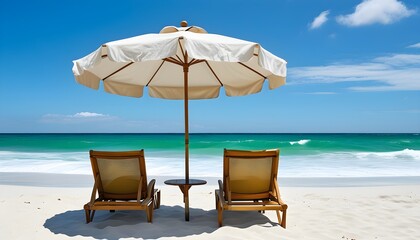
218,180,223,193
139,178,155,206
216,180,226,206
147,179,156,199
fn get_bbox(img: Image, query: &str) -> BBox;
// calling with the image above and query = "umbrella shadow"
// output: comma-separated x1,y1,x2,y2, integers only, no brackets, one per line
44,205,280,239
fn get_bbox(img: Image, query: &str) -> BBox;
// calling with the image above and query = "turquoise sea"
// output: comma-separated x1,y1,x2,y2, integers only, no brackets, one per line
0,133,419,178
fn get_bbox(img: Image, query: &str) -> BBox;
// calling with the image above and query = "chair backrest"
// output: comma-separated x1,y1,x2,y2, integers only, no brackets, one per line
89,150,148,200
223,149,279,199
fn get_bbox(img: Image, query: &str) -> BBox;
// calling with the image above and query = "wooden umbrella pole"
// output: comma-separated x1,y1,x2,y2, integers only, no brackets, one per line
183,53,189,182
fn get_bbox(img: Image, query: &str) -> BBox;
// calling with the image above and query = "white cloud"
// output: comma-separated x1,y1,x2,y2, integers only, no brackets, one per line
288,54,420,91
73,112,107,118
373,54,420,66
408,43,420,48
310,10,330,30
41,112,116,123
336,0,416,27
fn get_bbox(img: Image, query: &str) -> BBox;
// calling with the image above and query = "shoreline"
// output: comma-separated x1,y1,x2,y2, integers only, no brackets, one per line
1,172,420,188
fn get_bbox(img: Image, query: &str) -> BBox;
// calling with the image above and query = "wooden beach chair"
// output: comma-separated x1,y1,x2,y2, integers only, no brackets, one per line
84,150,161,223
215,149,287,228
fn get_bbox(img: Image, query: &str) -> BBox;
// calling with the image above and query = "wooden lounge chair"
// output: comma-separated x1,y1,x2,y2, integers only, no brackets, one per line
215,149,287,228
84,150,161,223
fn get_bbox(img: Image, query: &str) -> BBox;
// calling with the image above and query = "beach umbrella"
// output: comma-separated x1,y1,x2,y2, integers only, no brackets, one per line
72,21,287,181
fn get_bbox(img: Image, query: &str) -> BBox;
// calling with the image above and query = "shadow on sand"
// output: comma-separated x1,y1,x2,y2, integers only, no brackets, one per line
44,205,279,239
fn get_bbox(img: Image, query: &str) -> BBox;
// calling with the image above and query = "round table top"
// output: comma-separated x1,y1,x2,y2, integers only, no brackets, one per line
164,179,207,186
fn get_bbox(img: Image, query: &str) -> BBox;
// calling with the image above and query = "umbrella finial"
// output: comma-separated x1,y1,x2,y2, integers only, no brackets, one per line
180,20,188,27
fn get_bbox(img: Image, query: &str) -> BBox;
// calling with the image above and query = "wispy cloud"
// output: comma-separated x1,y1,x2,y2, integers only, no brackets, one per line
41,112,116,123
373,54,420,66
336,0,416,27
310,10,330,30
72,112,107,118
408,43,420,48
289,54,420,91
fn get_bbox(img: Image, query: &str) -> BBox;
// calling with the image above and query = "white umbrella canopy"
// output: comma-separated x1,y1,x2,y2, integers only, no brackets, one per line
72,21,287,181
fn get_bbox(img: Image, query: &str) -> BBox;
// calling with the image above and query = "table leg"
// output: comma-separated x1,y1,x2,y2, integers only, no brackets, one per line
184,186,189,221
176,184,193,221
165,180,207,222
178,186,185,202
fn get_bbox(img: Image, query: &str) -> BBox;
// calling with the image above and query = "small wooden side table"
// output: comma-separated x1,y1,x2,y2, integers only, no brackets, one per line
164,178,207,221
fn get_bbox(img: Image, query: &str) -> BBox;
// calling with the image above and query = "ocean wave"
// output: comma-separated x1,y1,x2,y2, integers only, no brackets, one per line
0,151,90,174
354,149,420,160
281,149,420,178
1,149,420,178
289,139,310,145
222,140,255,143
0,150,87,161
0,151,222,177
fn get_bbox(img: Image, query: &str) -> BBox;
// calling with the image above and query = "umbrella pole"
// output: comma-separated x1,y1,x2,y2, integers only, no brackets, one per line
183,60,189,182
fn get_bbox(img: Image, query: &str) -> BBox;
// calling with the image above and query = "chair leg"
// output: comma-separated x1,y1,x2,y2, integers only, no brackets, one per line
146,203,153,223
84,203,95,223
154,190,161,209
150,204,154,222
84,209,91,223
280,209,287,228
146,207,150,222
217,207,223,227
216,196,223,227
215,191,218,209
91,210,96,222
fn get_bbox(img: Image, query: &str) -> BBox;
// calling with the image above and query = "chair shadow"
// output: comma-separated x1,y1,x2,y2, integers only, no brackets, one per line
44,205,279,239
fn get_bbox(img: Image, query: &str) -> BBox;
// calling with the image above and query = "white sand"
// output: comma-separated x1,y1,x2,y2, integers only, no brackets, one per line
1,175,420,240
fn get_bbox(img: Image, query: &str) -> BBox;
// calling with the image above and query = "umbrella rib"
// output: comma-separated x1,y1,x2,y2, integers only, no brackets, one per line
204,60,223,86
165,57,183,66
146,60,166,86
175,55,183,63
103,62,134,81
190,59,205,65
238,62,266,79
188,58,196,65
178,38,186,61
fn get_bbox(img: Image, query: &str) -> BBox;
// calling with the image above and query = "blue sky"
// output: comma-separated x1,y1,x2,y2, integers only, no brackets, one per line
0,0,419,133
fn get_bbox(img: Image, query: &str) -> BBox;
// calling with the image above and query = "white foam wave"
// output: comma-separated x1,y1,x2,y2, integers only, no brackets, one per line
146,155,223,177
290,139,311,145
1,149,419,178
281,149,420,178
354,148,420,160
0,151,91,174
223,140,255,143
0,151,223,177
